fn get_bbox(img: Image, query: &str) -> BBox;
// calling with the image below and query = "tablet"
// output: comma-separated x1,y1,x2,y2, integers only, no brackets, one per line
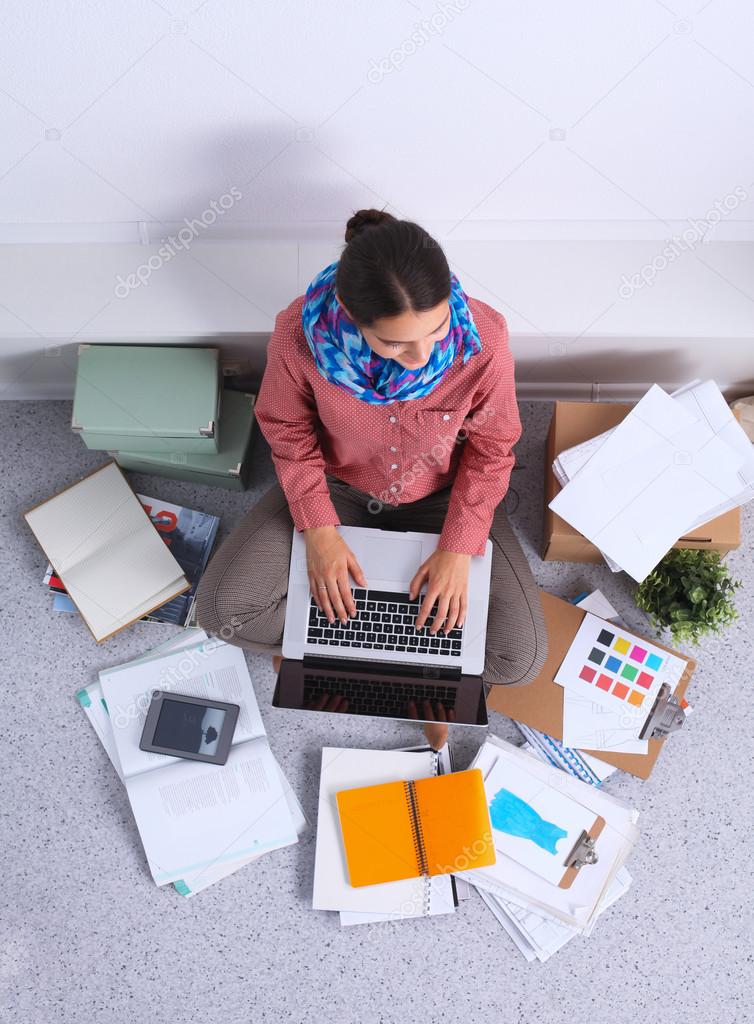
139,691,240,765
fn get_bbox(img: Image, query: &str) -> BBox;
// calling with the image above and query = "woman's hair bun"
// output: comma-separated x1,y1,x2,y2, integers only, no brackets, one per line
344,208,397,243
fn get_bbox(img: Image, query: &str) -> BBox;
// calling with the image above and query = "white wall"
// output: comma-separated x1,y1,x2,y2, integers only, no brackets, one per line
1,1,754,397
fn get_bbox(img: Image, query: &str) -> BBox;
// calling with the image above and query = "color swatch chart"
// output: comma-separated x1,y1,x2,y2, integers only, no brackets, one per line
554,612,687,716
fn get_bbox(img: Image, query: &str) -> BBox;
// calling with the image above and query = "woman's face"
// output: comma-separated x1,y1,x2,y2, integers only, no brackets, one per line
337,296,450,371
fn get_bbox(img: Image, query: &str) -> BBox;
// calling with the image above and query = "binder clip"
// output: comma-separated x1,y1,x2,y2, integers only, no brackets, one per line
639,683,686,741
565,831,598,872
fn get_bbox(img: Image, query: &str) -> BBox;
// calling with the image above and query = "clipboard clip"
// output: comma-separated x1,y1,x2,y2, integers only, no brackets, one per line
639,683,686,741
565,831,599,872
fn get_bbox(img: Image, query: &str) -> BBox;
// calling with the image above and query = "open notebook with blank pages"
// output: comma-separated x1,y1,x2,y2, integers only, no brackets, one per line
313,747,457,919
24,461,189,642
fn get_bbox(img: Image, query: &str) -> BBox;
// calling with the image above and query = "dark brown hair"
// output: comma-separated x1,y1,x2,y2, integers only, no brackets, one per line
335,208,451,327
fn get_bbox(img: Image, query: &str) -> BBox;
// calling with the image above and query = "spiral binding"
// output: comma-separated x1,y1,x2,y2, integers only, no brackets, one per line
403,779,432,916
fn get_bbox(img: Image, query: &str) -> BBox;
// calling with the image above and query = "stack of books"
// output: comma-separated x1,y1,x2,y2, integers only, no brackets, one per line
76,630,306,897
45,491,219,627
72,344,256,490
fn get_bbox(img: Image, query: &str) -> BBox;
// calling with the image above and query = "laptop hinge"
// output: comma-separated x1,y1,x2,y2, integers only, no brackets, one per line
301,654,462,681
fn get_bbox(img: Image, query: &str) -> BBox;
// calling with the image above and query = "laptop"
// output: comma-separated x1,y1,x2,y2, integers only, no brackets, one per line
273,525,492,726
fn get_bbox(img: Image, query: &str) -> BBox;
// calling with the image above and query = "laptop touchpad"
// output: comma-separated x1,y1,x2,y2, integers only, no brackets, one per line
353,538,423,583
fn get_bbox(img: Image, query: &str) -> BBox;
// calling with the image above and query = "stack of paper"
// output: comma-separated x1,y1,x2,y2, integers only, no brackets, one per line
550,380,754,581
464,736,639,953
313,746,459,927
77,629,305,896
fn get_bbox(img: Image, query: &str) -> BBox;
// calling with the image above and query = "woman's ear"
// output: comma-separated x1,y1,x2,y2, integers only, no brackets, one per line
334,293,353,321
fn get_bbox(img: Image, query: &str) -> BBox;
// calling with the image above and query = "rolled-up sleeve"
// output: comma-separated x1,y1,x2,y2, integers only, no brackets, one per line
438,330,521,556
255,311,341,532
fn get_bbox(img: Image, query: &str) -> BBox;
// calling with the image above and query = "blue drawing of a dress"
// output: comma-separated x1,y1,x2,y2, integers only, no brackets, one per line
489,789,568,855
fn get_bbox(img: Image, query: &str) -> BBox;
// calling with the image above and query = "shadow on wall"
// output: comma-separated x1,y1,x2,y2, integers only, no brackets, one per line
513,343,696,387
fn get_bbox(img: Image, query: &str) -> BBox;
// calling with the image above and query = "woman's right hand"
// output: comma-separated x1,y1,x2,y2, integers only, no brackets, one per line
303,525,367,624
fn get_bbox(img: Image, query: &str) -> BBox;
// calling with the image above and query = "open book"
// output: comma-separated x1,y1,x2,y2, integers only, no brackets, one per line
100,636,298,885
24,461,189,641
76,628,306,897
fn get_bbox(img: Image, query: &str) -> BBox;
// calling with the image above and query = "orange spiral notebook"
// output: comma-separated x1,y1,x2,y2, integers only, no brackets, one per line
336,768,496,887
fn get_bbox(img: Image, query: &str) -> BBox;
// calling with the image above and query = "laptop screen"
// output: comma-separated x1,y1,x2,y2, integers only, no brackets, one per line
272,659,487,727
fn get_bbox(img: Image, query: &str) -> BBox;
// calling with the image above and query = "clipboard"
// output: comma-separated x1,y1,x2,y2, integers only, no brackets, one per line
559,817,605,889
486,591,695,781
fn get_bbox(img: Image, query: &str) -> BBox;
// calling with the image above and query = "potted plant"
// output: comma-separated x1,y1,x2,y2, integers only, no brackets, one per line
634,549,740,644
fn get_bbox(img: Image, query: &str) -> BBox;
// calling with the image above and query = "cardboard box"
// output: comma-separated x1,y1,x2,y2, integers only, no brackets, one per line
542,401,741,563
486,592,695,780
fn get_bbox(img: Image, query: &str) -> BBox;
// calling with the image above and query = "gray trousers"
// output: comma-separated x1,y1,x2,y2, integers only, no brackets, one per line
195,477,547,687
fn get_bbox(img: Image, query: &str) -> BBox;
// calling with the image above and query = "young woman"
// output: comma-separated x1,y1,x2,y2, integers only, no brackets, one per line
196,209,547,747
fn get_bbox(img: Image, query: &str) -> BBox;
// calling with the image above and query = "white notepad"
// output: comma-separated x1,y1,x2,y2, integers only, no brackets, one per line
313,747,456,919
24,461,189,641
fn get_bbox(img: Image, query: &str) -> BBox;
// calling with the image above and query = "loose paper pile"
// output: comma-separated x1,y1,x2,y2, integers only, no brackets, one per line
76,629,306,896
550,380,754,581
465,736,639,960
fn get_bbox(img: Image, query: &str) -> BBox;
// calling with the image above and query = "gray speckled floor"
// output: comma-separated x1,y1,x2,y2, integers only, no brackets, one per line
2,400,752,1024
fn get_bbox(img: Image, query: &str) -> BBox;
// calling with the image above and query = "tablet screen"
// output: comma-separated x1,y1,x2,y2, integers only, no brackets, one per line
152,698,227,757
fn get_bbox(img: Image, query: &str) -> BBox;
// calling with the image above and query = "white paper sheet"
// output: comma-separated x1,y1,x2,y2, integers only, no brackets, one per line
549,385,747,581
483,758,598,885
477,866,632,962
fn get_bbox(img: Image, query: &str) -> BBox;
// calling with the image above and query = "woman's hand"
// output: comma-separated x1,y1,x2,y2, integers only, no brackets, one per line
409,549,470,634
303,525,367,624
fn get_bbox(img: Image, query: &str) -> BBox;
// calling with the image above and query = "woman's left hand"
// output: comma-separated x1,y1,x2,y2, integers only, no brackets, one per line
410,550,470,634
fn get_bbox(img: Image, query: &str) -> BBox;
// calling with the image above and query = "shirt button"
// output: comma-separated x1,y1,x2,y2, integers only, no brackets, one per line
390,485,398,493
442,413,450,421
389,445,397,453
389,415,397,423
390,463,398,470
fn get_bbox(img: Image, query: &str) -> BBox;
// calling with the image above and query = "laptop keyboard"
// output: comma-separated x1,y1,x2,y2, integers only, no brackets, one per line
303,672,458,718
306,588,463,657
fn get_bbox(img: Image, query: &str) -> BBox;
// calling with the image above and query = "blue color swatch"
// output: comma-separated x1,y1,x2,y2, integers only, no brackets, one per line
645,652,663,671
605,655,622,673
489,788,568,855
